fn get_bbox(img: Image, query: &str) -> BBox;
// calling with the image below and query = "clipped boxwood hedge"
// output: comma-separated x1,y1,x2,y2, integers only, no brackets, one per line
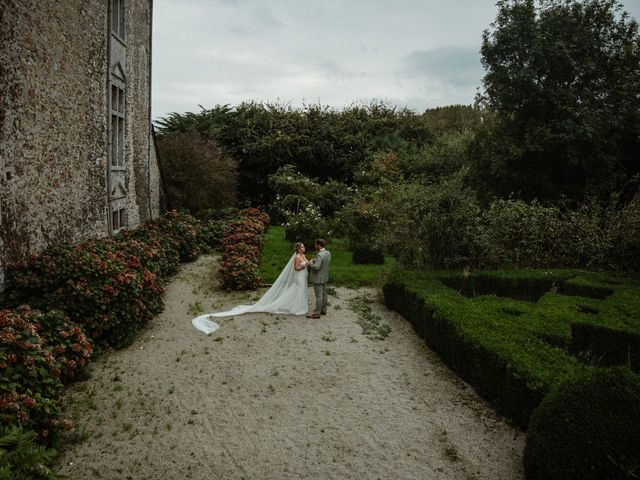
524,367,640,480
383,268,640,427
352,246,385,265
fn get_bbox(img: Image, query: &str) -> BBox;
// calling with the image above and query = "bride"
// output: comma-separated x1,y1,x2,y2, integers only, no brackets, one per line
192,242,310,333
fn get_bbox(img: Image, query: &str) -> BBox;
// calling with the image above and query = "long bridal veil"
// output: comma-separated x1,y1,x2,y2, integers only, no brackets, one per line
192,254,307,334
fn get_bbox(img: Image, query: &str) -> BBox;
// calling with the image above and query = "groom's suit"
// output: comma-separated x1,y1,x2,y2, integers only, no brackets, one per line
309,248,331,315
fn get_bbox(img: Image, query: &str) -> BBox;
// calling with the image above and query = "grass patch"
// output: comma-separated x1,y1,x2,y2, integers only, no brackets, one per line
350,292,391,340
259,226,394,287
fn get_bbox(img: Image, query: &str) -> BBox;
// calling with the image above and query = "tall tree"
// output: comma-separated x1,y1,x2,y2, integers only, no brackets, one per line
472,0,640,202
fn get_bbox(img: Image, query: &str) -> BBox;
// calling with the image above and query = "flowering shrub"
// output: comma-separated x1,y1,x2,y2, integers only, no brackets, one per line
220,232,265,252
284,204,327,249
217,256,261,290
218,209,270,290
115,231,180,278
141,210,202,262
35,310,92,384
0,307,70,438
226,217,265,237
6,240,165,350
237,208,270,228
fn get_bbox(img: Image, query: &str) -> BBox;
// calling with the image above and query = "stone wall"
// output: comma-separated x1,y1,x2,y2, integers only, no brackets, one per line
0,0,159,289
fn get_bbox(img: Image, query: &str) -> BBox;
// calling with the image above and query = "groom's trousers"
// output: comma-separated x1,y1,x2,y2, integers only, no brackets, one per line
312,282,328,314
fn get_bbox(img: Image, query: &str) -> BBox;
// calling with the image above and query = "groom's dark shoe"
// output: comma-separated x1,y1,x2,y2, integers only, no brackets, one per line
320,311,327,315
306,313,321,319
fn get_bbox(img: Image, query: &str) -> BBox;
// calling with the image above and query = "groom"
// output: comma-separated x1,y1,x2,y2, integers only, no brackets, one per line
306,238,331,319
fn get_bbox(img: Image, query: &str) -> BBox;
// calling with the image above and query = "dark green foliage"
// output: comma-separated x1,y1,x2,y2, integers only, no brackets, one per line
571,323,640,372
195,208,239,252
524,367,640,480
156,131,237,212
375,175,482,269
383,268,640,427
474,0,640,202
0,426,59,479
352,246,385,265
421,105,482,135
155,101,432,206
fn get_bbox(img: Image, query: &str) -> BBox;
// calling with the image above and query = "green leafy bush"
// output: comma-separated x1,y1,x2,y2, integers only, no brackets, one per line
375,175,481,269
352,246,384,265
283,205,328,250
0,425,60,479
524,367,640,480
479,199,563,268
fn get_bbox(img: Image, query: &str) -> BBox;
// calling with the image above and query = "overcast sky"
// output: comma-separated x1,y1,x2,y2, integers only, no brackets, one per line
151,0,640,120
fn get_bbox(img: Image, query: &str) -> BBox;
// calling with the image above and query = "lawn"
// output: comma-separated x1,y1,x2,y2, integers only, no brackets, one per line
259,226,395,287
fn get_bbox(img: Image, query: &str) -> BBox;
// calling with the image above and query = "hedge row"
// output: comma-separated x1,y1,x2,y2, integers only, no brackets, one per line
218,208,270,290
383,269,640,479
0,210,231,445
383,269,640,427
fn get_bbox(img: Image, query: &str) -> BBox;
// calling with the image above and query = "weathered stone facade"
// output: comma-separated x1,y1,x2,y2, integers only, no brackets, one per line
0,0,161,288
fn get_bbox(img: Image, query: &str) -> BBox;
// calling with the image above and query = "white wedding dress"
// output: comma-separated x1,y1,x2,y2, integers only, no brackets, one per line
192,254,308,334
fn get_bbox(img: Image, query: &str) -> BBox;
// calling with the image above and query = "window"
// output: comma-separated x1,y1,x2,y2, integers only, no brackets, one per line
110,85,125,167
111,0,126,39
111,208,126,232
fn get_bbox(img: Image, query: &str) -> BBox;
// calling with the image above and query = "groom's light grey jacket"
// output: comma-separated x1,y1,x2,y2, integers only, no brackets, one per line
309,249,331,284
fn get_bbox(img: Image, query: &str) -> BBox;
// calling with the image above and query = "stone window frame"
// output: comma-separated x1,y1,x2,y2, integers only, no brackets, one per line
111,0,126,41
111,207,127,233
110,82,126,169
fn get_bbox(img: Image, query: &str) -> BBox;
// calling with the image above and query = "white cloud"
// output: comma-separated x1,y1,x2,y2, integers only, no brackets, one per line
152,0,640,118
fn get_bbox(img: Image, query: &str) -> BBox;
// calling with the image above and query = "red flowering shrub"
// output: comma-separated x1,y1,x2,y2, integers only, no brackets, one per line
35,310,93,384
196,208,240,251
141,210,202,262
223,243,261,265
114,232,180,278
237,208,270,228
0,307,70,438
5,241,164,349
226,218,265,237
220,232,265,252
218,256,262,290
217,209,270,290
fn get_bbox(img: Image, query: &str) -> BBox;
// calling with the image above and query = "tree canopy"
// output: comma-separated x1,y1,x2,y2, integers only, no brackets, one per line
472,0,640,202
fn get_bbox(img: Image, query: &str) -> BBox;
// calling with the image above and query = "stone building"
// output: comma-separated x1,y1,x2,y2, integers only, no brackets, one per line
0,0,162,288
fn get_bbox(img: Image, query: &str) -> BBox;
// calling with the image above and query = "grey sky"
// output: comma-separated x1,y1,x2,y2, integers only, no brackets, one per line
152,0,640,120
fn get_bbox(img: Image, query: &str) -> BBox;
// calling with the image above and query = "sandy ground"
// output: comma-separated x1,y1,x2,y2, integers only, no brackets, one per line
58,255,525,480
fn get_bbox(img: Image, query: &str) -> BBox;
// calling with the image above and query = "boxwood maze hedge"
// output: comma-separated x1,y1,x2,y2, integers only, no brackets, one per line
382,269,640,428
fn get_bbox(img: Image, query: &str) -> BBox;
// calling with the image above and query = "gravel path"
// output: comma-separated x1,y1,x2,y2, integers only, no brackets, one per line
59,255,525,480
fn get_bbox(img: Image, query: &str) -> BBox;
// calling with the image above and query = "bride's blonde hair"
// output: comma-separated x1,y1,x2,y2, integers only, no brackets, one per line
294,242,303,253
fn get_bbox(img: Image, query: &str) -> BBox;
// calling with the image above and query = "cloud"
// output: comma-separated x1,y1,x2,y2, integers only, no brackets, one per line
252,5,284,29
402,46,483,88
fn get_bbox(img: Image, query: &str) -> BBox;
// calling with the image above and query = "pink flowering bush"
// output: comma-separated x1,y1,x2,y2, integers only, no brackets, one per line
0,307,73,439
6,240,164,349
218,209,270,290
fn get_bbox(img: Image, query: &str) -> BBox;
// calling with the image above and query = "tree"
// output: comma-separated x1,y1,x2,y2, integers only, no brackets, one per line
157,132,237,212
472,0,640,202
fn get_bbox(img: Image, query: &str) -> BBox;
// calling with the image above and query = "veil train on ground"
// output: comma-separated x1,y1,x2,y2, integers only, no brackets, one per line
192,254,306,334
